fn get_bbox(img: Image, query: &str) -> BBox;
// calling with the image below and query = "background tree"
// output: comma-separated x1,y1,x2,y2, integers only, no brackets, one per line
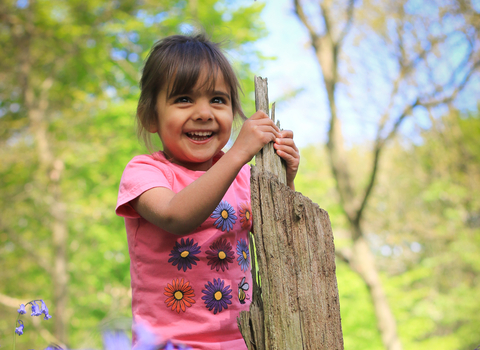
0,1,266,348
296,107,480,350
292,0,480,349
368,107,480,350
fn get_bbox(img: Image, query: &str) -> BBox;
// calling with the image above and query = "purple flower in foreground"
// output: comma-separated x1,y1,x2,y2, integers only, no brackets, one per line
40,299,52,320
17,304,26,314
134,323,159,350
177,345,193,350
14,298,53,339
103,330,131,350
164,341,175,350
15,320,24,335
31,301,42,316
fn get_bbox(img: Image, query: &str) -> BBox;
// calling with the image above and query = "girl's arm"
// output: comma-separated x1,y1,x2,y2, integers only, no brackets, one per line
132,111,288,235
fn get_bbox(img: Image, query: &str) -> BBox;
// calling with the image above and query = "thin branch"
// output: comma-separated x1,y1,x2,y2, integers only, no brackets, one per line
335,248,352,264
294,0,320,42
319,2,332,39
421,59,480,108
0,293,29,308
356,98,419,224
115,58,141,82
338,0,355,44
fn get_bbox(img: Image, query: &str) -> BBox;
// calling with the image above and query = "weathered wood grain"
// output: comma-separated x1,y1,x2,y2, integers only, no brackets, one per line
238,76,344,350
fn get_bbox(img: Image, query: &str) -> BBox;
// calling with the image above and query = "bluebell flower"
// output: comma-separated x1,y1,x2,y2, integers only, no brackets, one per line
103,330,131,350
164,340,175,350
15,320,24,335
31,301,42,316
134,322,159,350
17,303,26,314
178,345,193,350
40,299,52,320
44,344,63,350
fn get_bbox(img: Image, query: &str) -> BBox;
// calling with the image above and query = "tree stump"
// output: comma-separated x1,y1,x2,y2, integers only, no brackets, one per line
238,77,344,350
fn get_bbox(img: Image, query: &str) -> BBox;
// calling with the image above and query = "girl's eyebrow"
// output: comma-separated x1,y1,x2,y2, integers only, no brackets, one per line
213,90,231,101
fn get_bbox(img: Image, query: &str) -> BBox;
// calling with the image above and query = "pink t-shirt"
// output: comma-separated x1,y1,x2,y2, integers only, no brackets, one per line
116,151,253,350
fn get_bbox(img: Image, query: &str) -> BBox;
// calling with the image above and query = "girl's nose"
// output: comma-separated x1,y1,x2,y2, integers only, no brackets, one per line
193,100,213,121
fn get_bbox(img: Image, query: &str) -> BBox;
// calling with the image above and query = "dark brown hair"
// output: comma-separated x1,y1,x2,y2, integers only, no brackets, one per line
137,33,246,151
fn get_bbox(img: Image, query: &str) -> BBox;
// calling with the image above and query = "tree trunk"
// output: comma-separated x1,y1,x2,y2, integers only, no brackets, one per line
349,237,401,350
238,77,344,349
23,55,69,347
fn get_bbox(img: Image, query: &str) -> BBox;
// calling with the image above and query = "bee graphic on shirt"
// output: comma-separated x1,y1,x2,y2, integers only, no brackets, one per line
238,277,250,304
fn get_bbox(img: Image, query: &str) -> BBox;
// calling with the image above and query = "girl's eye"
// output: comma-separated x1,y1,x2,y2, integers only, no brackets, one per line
211,97,226,104
174,96,191,104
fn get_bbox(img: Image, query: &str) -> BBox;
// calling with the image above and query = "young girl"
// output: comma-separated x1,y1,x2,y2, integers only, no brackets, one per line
116,34,300,350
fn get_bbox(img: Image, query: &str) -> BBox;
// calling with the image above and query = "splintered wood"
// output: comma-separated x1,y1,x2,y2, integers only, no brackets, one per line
238,76,344,350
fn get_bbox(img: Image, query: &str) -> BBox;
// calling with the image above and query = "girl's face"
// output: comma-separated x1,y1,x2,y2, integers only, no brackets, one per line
151,70,234,171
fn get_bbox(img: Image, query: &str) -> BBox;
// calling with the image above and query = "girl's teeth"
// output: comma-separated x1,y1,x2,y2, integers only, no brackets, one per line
188,131,212,137
187,131,213,140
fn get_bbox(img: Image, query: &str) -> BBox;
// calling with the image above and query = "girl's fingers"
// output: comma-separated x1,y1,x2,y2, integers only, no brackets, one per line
274,146,300,167
248,112,281,132
279,130,294,139
275,137,299,152
250,110,269,120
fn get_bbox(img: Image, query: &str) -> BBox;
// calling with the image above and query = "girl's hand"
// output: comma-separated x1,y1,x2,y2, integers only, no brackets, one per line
230,111,281,163
274,130,299,190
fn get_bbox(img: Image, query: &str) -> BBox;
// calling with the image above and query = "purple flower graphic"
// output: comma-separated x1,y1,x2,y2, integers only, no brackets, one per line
168,238,201,272
201,278,232,314
206,238,234,272
211,201,237,232
236,239,250,272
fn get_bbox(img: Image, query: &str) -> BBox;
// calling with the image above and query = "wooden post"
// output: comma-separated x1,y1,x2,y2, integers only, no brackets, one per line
238,76,344,350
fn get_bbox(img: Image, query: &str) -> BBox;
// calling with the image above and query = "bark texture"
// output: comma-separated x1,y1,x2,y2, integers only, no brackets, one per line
238,77,343,350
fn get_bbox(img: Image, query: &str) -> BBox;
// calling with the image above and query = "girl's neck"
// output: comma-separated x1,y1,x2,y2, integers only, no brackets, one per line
162,150,214,171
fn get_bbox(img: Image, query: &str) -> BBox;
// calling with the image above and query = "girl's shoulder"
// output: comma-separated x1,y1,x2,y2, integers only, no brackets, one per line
121,152,175,187
129,151,168,165
125,152,174,173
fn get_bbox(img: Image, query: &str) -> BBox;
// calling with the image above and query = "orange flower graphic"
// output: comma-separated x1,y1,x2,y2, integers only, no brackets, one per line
239,202,252,230
164,278,195,313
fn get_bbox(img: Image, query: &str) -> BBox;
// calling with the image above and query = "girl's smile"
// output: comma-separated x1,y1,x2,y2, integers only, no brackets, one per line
151,71,234,171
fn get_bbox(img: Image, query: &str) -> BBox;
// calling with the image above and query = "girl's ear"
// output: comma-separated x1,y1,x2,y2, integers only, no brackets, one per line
148,120,158,133
147,107,160,133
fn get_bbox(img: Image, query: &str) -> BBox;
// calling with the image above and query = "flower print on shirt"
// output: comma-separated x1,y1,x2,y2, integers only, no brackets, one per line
164,278,196,313
236,238,250,272
206,238,234,272
211,201,237,232
168,238,201,272
239,202,252,230
201,278,232,315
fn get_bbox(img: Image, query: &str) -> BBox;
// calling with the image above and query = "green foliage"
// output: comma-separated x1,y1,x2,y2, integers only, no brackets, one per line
295,110,480,349
0,1,267,349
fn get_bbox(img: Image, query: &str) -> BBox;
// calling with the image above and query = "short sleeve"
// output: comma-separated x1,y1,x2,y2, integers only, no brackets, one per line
116,155,173,218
